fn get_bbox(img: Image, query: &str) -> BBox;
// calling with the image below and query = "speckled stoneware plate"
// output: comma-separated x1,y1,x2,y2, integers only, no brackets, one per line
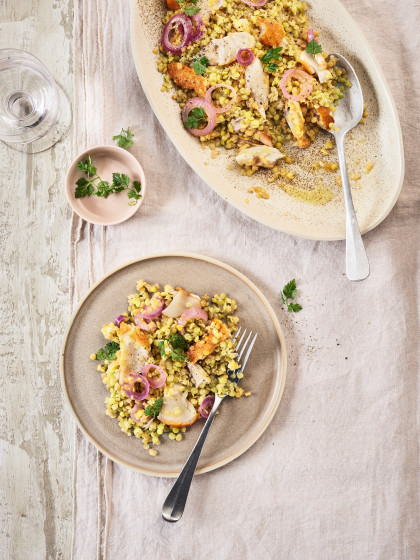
61,253,287,477
130,0,404,240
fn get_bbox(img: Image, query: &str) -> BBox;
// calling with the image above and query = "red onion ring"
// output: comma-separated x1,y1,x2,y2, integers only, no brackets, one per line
182,97,217,136
162,13,192,54
204,84,237,114
139,296,165,320
130,402,142,422
280,68,313,102
134,314,157,332
178,307,208,326
199,395,215,418
142,364,167,389
236,48,255,66
307,28,315,42
123,374,149,401
240,0,268,6
190,14,205,42
114,314,126,327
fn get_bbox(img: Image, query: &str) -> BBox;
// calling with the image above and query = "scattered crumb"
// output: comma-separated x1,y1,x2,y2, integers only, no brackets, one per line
335,175,342,187
324,139,333,150
350,173,361,181
319,161,339,172
244,198,249,203
204,161,209,165
249,186,269,199
244,391,251,397
227,163,234,171
365,161,375,174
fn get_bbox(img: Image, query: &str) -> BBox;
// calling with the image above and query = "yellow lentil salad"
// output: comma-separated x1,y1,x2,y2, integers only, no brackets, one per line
156,0,350,179
92,281,242,456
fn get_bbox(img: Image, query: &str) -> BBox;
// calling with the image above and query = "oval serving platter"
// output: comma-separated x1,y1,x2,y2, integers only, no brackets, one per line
130,0,404,241
61,253,287,477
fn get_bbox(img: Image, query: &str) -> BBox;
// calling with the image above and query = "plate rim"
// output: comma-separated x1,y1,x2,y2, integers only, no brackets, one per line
129,0,405,241
60,252,288,477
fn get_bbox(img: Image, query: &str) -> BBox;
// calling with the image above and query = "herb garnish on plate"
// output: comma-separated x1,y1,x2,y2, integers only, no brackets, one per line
306,39,323,55
261,47,283,72
192,56,210,76
184,107,207,129
178,0,200,16
144,397,164,419
158,332,190,362
96,341,120,361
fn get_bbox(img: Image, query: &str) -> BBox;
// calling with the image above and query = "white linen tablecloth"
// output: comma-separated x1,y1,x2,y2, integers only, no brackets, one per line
70,1,419,558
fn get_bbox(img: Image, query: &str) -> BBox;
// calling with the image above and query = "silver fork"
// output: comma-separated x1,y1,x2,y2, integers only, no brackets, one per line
162,327,257,522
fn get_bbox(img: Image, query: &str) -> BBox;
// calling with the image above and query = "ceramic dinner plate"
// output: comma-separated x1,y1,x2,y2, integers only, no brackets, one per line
61,253,287,477
130,0,404,241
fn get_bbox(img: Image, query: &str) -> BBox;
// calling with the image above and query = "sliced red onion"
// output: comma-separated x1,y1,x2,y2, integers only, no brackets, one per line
182,98,217,136
240,0,268,6
178,307,208,327
190,14,205,43
139,296,165,320
130,403,142,422
114,314,126,327
134,314,157,332
237,49,255,66
307,28,315,42
280,68,313,102
123,374,149,401
142,364,167,388
200,395,215,418
162,13,192,54
204,84,237,114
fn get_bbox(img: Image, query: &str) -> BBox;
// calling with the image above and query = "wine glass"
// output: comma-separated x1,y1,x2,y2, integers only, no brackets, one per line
0,48,71,153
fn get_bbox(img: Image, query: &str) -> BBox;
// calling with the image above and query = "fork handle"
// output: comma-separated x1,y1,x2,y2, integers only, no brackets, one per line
162,394,224,522
335,132,370,281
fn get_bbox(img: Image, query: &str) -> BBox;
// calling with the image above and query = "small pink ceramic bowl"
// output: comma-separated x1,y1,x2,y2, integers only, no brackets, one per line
65,145,146,225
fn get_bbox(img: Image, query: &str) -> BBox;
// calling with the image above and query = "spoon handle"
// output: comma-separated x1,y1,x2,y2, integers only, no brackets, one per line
162,394,224,523
335,133,370,281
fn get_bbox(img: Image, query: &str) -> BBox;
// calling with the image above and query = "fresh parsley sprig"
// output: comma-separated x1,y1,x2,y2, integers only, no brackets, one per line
74,157,142,205
113,127,134,149
306,39,323,55
261,47,283,72
280,279,302,313
184,107,207,129
178,0,200,16
158,332,190,362
96,341,120,361
192,56,209,76
144,397,164,419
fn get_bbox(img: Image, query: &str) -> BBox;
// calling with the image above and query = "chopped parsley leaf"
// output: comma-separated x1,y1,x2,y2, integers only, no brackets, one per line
306,39,323,55
184,107,207,129
96,341,120,361
144,397,164,419
261,47,283,72
192,56,209,76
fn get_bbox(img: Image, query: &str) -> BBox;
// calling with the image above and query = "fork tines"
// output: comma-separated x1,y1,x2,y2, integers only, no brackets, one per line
230,327,257,373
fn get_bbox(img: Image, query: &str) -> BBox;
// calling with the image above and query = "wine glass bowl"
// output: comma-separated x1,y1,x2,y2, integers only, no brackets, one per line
0,48,69,152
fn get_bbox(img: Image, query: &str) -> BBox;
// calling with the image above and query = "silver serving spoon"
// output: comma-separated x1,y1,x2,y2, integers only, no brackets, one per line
322,53,369,281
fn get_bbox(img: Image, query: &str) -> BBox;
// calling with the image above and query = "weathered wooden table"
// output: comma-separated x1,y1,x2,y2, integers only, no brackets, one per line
1,2,73,558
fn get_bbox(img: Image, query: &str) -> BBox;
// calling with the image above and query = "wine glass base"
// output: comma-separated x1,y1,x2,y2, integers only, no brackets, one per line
1,82,71,154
